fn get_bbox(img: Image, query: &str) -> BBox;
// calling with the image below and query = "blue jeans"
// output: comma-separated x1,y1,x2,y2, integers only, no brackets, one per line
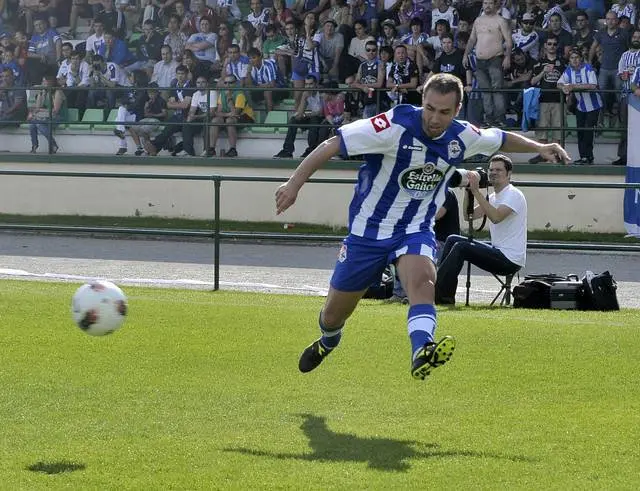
29,117,60,149
475,56,506,124
435,234,520,302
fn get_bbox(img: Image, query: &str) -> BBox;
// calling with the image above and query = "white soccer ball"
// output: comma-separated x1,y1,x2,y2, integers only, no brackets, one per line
71,280,128,336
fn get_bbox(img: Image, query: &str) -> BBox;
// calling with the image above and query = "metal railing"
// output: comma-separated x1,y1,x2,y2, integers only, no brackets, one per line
0,168,638,290
3,85,628,155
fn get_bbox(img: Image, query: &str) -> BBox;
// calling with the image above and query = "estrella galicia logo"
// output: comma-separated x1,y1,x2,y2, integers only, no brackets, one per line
398,163,444,199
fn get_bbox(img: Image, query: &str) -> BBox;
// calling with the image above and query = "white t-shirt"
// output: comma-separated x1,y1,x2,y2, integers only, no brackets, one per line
190,89,218,113
85,33,105,55
489,184,527,267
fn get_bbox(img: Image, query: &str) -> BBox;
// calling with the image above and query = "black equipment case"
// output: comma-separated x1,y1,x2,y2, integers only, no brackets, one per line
550,281,583,310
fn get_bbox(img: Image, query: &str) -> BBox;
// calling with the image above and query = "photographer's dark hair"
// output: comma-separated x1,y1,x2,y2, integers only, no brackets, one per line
422,73,463,106
489,154,513,173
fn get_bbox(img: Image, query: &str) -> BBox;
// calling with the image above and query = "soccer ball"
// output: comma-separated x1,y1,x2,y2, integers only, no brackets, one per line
71,281,128,336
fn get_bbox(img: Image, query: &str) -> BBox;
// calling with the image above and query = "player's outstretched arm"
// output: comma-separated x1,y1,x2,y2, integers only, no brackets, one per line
275,136,341,215
500,131,571,164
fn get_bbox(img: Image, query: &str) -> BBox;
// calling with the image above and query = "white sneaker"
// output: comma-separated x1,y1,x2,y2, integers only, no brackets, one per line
176,150,189,156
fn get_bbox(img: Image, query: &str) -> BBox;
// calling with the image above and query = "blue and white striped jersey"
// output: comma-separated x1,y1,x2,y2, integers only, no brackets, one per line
250,58,283,86
612,2,636,25
512,29,539,61
558,63,603,112
337,105,505,240
618,49,640,95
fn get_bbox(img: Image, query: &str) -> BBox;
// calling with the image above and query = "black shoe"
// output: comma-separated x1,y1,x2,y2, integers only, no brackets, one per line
612,158,626,166
115,148,127,155
299,147,313,158
573,157,588,165
411,336,456,380
528,155,545,165
224,147,238,157
134,148,144,156
274,149,293,158
299,339,333,373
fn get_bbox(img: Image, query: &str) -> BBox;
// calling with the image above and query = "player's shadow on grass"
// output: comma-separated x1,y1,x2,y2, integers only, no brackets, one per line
27,460,86,474
225,413,533,472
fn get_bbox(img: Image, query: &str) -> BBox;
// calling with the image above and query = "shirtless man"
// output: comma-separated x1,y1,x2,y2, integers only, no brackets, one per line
463,0,512,126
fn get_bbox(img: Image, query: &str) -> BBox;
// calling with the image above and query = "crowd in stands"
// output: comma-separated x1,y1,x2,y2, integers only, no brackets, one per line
0,0,639,162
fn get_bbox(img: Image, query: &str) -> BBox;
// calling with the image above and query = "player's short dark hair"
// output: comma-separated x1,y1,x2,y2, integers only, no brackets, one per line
489,154,513,172
365,39,377,49
434,19,451,31
422,73,463,107
440,32,454,42
575,9,588,19
176,64,188,73
247,47,261,58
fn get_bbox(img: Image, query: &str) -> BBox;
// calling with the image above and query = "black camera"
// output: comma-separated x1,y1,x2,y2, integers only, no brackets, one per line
475,167,489,188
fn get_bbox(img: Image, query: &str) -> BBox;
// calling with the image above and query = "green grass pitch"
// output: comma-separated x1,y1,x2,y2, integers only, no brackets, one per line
1,280,640,489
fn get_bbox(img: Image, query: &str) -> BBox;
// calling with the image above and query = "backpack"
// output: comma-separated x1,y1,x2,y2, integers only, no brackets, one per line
580,271,620,311
513,273,579,309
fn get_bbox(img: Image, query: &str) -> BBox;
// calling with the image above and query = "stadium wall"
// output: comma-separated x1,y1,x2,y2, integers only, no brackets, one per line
0,161,626,233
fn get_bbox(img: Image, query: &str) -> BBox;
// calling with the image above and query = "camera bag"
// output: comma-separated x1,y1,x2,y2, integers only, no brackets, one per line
513,274,579,309
580,271,620,311
550,281,583,310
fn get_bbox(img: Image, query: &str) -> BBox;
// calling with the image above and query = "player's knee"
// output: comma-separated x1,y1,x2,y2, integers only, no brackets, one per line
320,309,346,329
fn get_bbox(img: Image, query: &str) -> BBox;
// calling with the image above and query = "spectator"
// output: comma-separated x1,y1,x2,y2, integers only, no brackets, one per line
573,10,595,59
512,12,539,61
185,16,219,73
271,0,294,31
396,0,427,36
62,50,90,111
539,0,571,33
165,14,189,61
103,30,136,67
113,0,131,40
318,80,345,140
208,73,254,157
320,0,349,29
1,47,26,87
235,20,262,56
387,44,419,105
214,0,242,26
85,19,106,62
247,47,285,111
114,70,150,155
316,19,343,81
151,45,179,88
87,54,129,110
348,20,376,63
215,25,233,63
135,0,162,32
183,48,210,82
145,64,193,155
613,28,640,166
174,2,194,34
349,39,386,117
504,48,533,116
56,42,74,86
26,18,61,84
576,0,605,31
463,0,512,126
401,17,428,71
97,0,120,36
348,0,378,35
539,12,573,60
431,33,465,85
589,11,629,118
128,20,165,74
14,32,29,73
377,19,401,50
529,35,565,163
291,13,321,106
129,82,167,156
431,0,458,33
292,0,330,23
175,74,217,156
611,0,636,26
262,24,286,61
185,0,216,35
517,0,543,27
19,0,44,35
224,43,250,86
275,75,323,158
247,0,270,39
557,49,602,165
0,68,27,128
425,18,451,59
435,154,526,306
27,75,66,154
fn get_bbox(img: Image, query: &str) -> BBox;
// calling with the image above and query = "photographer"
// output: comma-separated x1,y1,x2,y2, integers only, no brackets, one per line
435,155,527,306
87,55,129,110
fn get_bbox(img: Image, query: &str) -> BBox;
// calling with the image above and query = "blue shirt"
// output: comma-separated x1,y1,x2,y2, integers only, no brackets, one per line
337,105,504,240
558,63,603,112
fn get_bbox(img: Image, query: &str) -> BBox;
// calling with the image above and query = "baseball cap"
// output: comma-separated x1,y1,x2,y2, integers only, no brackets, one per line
324,18,337,27
522,13,535,22
381,19,396,28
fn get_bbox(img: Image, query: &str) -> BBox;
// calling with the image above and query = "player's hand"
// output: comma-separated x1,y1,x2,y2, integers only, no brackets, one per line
275,181,299,215
538,143,571,165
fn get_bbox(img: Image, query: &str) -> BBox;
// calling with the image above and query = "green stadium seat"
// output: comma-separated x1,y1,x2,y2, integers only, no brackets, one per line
67,108,104,131
94,108,119,131
252,110,288,134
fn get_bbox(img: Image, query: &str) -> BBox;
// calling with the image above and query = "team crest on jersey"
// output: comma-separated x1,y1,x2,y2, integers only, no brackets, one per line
370,114,390,133
338,244,347,262
398,162,445,199
448,140,462,159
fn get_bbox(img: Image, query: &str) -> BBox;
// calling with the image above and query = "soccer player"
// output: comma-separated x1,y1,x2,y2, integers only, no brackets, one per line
275,73,570,381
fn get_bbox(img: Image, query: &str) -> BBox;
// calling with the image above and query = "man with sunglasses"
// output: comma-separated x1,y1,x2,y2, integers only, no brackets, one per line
349,40,386,118
529,34,566,164
513,12,540,61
